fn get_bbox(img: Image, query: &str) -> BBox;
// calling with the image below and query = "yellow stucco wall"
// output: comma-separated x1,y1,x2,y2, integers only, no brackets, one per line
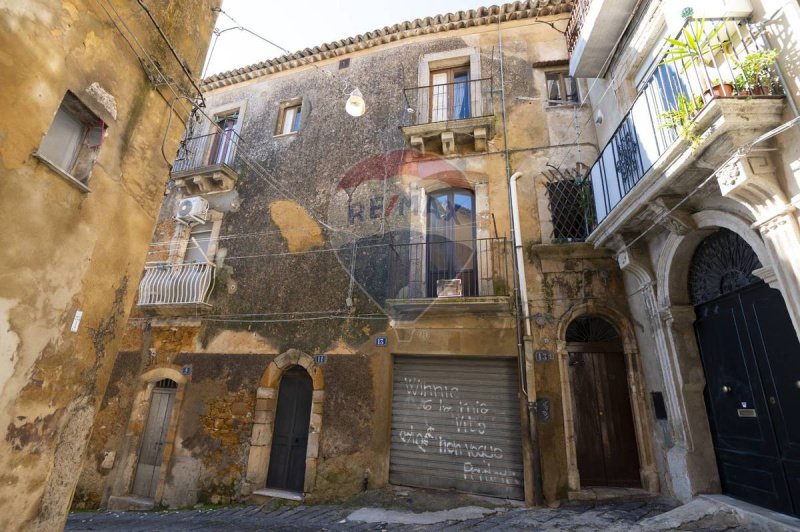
0,1,218,529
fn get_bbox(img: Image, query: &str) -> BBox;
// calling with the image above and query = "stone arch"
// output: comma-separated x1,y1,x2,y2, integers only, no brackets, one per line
556,303,659,494
244,349,324,497
656,209,772,308
107,365,189,508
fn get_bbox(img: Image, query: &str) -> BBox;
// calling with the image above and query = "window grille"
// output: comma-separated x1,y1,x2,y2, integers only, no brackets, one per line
155,378,178,389
544,168,596,243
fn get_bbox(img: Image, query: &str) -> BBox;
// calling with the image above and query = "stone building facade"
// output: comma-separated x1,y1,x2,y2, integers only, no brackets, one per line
0,1,218,529
75,0,668,510
568,0,800,518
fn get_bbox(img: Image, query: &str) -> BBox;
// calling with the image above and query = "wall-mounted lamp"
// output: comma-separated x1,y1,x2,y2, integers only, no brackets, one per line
346,88,366,117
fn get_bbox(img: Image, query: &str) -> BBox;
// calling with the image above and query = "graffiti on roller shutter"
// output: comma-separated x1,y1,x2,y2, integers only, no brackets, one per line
399,376,520,486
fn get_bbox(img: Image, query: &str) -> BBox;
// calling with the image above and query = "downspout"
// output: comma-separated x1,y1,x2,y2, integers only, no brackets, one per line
498,19,545,507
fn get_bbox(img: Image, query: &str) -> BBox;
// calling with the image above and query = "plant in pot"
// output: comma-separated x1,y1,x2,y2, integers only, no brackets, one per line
735,48,779,95
659,94,704,148
705,78,735,100
661,18,726,72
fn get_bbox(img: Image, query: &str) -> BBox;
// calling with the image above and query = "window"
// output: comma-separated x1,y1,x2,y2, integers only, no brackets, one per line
209,111,238,166
37,91,105,187
430,67,471,121
545,72,579,105
426,189,476,296
277,102,302,135
184,221,213,263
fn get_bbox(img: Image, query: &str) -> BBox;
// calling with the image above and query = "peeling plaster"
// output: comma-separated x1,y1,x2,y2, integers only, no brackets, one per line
0,298,20,399
85,82,117,120
269,200,324,252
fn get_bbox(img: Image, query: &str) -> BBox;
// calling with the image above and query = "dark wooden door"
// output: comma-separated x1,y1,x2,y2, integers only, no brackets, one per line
695,282,800,516
267,367,313,492
568,346,641,487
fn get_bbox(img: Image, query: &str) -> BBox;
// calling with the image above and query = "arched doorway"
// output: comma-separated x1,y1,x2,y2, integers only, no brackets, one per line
690,228,800,516
132,378,178,498
267,366,313,493
567,316,641,488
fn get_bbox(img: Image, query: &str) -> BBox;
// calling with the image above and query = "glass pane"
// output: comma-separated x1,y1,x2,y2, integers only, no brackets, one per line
185,222,213,263
39,106,84,172
282,107,296,135
453,71,470,119
546,72,562,103
431,72,448,122
565,75,579,102
292,107,302,131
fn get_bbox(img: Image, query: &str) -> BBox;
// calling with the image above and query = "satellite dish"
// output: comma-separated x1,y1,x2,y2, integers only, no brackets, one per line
345,88,366,117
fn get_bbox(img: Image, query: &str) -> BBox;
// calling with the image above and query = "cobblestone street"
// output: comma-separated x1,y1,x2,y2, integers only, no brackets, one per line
67,499,677,531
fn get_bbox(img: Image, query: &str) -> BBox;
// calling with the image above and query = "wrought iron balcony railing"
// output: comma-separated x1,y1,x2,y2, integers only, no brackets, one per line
402,78,494,127
387,237,511,300
137,262,215,307
172,130,241,175
588,17,781,224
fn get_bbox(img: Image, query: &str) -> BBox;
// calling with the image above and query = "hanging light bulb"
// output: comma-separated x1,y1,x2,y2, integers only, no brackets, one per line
345,88,366,117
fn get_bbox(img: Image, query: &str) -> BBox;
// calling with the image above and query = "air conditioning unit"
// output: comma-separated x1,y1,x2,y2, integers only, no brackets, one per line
176,197,209,225
437,279,463,298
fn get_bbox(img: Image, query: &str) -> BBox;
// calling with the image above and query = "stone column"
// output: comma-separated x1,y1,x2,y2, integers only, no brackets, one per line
659,305,720,501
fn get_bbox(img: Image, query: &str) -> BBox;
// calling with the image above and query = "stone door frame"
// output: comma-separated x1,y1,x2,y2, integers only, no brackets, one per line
556,303,660,495
108,365,189,506
243,349,324,496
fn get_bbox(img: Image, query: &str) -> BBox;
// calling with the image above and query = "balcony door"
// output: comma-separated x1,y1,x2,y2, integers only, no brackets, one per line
430,67,470,122
209,112,238,166
426,189,476,297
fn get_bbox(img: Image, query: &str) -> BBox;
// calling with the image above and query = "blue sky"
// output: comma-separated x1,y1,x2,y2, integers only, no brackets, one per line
203,0,487,76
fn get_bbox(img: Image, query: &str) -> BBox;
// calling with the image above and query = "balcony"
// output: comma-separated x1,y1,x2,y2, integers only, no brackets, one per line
385,237,512,317
137,262,215,311
567,0,640,77
585,17,785,244
401,78,495,154
170,130,241,195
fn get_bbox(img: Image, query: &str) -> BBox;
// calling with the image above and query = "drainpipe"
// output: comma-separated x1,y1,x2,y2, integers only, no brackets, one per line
510,171,544,507
498,17,544,507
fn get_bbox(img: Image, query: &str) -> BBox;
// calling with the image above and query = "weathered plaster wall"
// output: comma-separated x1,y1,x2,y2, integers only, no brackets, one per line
0,1,218,529
74,12,636,509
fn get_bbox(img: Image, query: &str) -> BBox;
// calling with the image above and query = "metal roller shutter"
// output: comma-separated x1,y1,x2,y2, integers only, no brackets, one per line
390,356,524,499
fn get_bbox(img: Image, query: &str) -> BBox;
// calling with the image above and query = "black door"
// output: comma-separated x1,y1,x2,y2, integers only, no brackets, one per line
695,283,800,515
267,367,313,492
690,229,800,516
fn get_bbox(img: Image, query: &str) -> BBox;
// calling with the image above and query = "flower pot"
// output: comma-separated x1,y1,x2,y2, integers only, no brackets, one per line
703,83,734,102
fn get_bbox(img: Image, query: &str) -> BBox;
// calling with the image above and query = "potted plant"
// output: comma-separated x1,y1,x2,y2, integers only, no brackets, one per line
659,94,704,148
735,48,779,95
704,78,735,100
662,19,726,73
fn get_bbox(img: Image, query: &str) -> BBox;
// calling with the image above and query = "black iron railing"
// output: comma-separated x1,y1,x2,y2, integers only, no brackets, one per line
387,237,511,300
403,78,494,127
588,17,781,224
172,130,242,174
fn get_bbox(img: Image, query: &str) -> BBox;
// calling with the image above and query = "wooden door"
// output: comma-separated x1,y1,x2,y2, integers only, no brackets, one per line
132,382,176,498
267,367,313,492
568,345,641,488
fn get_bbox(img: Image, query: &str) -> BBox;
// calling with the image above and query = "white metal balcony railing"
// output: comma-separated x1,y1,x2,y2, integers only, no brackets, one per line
587,17,782,224
137,262,215,307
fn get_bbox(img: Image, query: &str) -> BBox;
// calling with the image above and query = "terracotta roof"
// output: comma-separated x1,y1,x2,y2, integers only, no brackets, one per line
202,0,573,90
